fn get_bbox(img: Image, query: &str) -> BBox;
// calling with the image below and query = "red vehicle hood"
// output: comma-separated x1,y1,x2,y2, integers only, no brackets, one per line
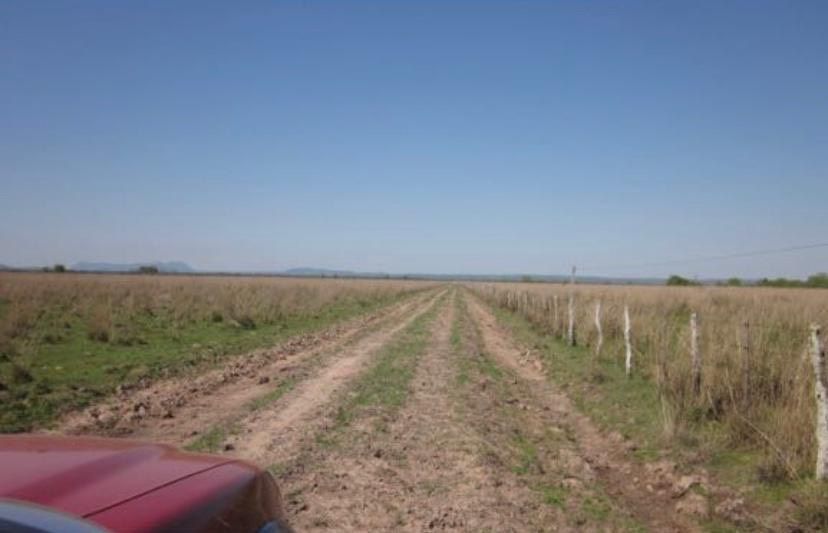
0,435,233,518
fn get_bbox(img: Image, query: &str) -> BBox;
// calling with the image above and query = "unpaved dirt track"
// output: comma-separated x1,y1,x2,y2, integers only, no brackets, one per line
283,289,565,531
56,286,724,531
226,290,445,466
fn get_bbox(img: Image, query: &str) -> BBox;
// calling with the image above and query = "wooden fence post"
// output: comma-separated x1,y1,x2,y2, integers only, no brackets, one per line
624,304,632,376
739,320,751,409
809,324,828,480
553,295,560,338
594,301,603,356
691,312,701,395
567,266,576,347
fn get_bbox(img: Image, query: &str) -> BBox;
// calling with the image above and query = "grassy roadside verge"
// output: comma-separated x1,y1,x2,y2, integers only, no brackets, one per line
1,288,429,432
477,292,827,531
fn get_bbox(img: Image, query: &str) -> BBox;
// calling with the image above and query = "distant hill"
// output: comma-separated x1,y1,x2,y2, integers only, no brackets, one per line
72,261,195,273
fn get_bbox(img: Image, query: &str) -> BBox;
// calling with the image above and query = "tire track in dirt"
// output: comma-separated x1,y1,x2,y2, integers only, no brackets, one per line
280,291,487,531
54,291,435,445
224,290,446,467
464,291,701,532
281,287,572,532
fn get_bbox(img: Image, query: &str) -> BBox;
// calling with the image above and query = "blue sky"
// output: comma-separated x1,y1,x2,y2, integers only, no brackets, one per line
2,1,826,278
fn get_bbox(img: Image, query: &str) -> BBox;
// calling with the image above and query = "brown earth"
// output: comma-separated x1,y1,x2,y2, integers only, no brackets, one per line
54,286,751,531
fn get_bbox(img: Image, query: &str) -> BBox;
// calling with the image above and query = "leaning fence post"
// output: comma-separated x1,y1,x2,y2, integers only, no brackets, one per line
594,301,603,356
567,266,576,347
809,324,828,480
624,304,632,376
691,312,701,395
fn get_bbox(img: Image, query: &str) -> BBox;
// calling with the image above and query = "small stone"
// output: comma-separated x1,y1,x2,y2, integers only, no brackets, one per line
223,443,235,451
97,411,116,426
714,497,749,525
672,474,702,498
562,477,582,489
675,493,709,518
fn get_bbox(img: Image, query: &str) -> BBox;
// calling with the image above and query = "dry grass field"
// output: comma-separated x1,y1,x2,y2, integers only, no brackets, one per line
0,272,430,431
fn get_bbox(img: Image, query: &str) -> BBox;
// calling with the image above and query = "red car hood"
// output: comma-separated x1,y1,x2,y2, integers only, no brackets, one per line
0,435,233,518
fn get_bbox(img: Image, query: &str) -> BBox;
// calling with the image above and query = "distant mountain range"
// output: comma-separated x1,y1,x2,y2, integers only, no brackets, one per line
72,261,195,273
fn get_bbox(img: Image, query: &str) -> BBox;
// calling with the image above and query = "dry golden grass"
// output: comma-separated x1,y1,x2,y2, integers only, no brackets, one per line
472,281,828,480
0,272,430,343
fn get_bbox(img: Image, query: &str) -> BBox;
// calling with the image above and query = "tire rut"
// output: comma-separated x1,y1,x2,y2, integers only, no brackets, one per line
281,291,465,531
224,290,446,467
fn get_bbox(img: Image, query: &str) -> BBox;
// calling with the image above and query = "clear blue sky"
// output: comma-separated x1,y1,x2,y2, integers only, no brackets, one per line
2,1,826,278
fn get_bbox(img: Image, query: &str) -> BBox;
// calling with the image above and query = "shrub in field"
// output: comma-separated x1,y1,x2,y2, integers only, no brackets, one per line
666,275,698,286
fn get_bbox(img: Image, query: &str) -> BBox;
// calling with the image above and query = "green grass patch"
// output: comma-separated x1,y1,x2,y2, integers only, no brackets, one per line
539,484,567,507
0,290,421,432
511,433,539,476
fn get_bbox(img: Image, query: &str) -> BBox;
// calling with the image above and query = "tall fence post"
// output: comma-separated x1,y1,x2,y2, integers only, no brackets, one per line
624,304,632,376
810,324,828,480
567,266,576,347
594,301,603,356
739,320,751,409
553,295,560,338
691,312,701,395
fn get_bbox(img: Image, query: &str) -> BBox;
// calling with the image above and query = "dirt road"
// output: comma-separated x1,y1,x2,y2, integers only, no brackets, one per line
61,287,722,531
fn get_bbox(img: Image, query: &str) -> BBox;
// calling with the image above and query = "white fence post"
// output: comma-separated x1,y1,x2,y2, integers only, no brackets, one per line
567,266,576,347
691,312,701,395
810,325,828,480
594,301,603,356
624,304,632,377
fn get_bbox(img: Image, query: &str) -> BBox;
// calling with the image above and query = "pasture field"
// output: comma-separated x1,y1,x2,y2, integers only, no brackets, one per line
2,275,827,530
0,272,430,431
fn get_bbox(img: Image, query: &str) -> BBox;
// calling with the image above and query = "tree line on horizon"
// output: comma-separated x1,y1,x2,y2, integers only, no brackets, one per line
667,273,828,288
